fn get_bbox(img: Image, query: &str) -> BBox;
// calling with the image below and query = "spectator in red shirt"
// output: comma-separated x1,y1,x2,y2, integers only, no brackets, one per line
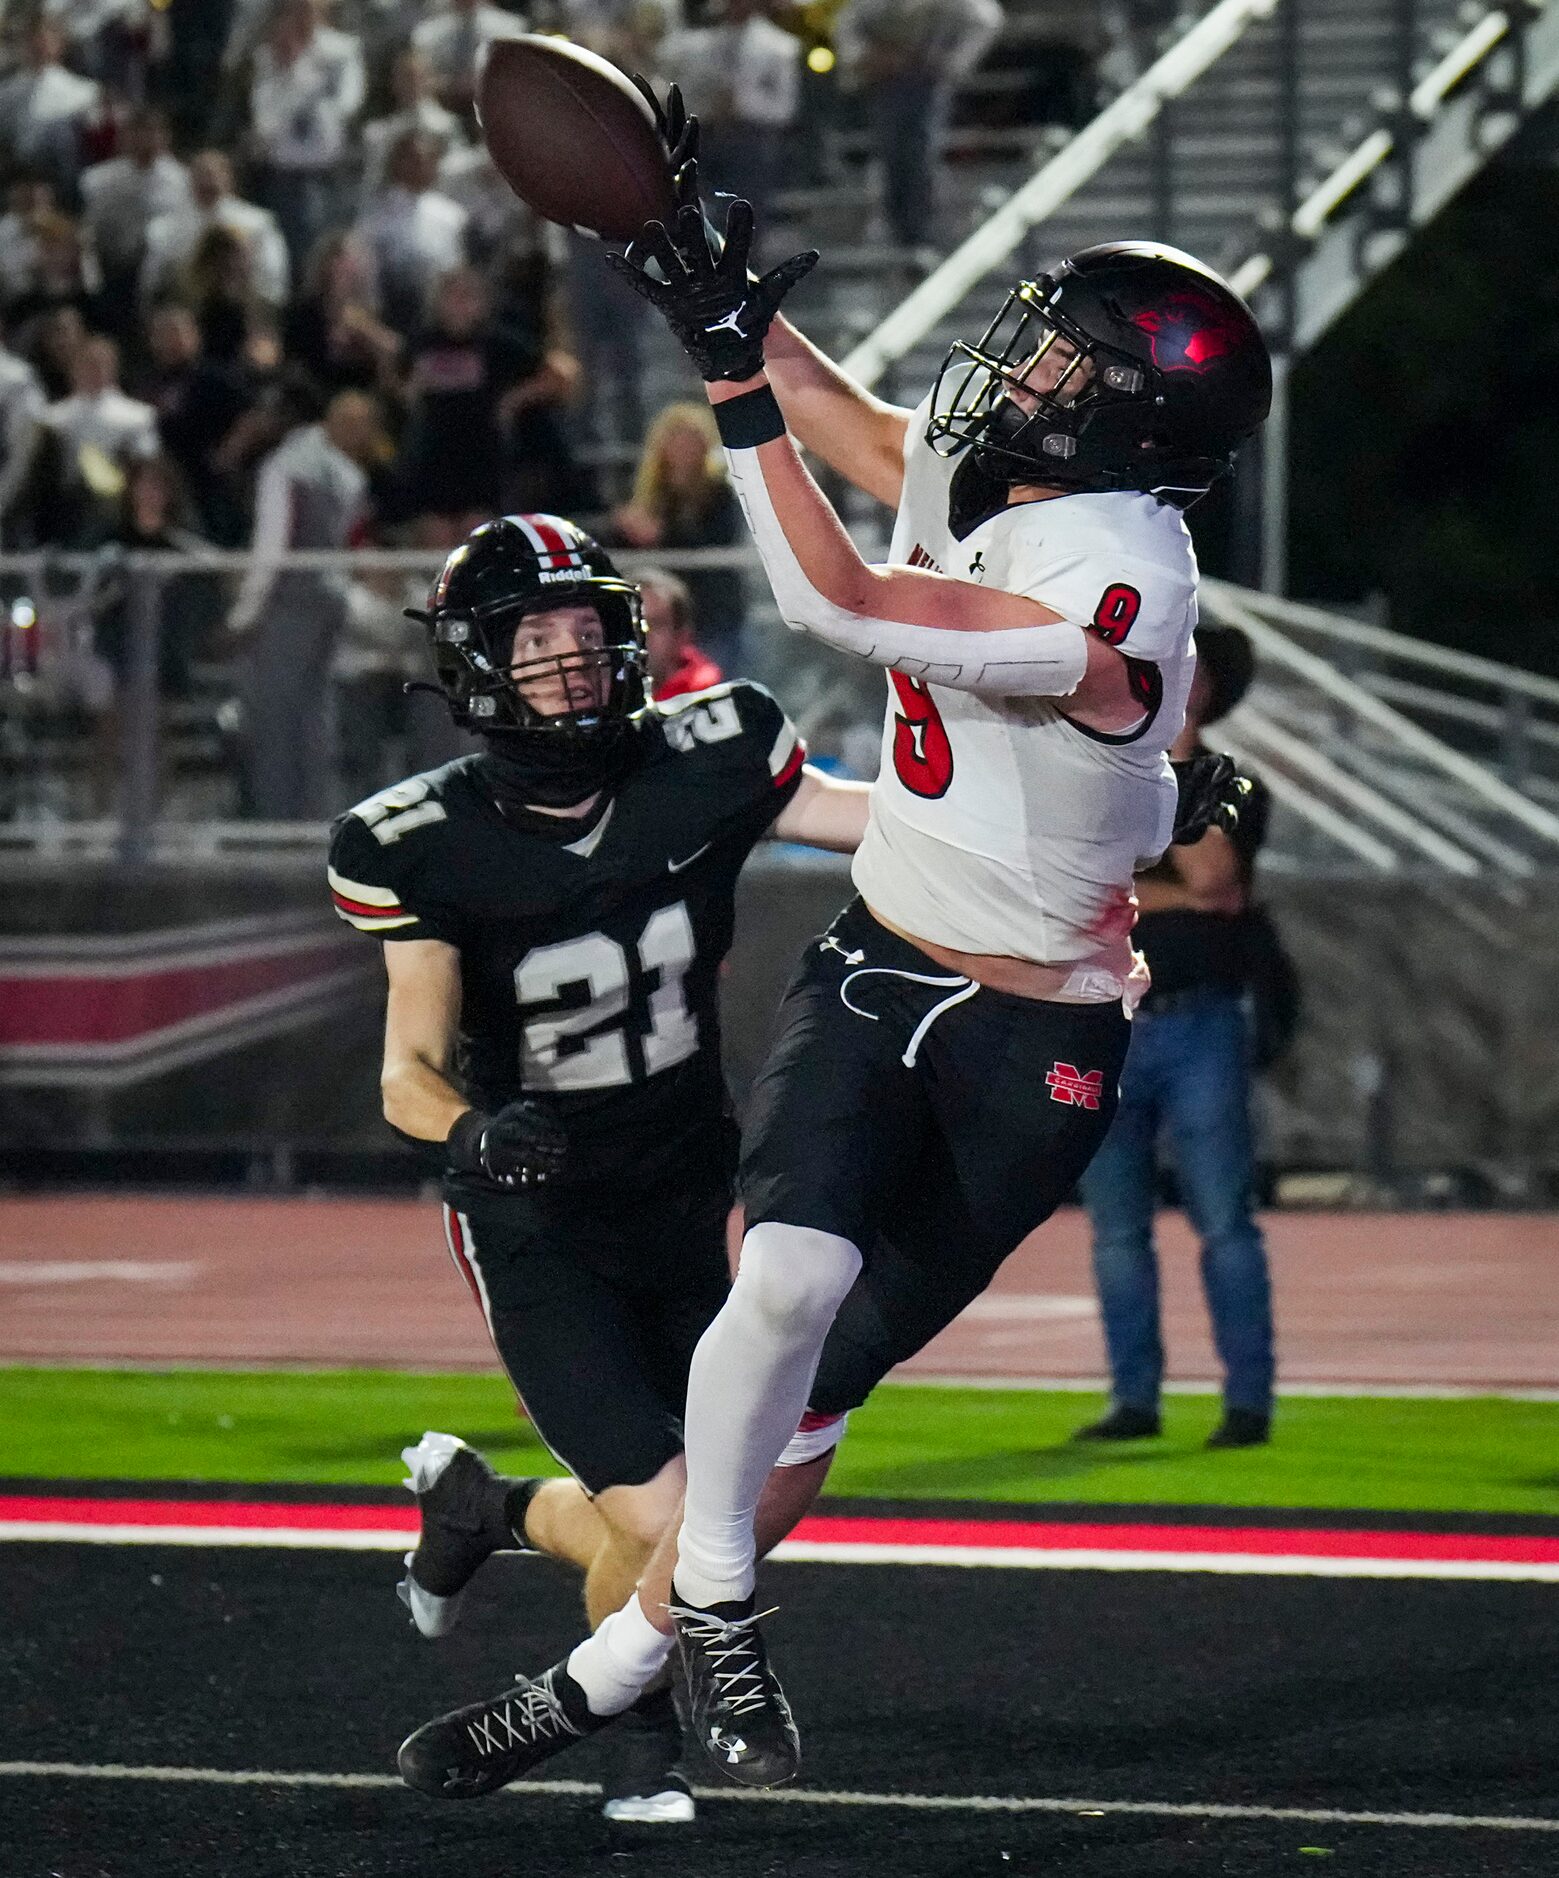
639,567,725,700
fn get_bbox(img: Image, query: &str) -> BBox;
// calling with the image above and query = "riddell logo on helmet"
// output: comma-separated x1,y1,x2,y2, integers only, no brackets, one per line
1132,296,1240,373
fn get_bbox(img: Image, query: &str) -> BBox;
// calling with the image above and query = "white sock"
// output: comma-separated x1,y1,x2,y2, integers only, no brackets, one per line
565,1591,674,1718
674,1222,862,1608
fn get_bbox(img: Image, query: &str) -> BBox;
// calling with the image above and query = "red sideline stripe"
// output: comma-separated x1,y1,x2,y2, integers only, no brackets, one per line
793,1517,1559,1564
3,1496,1559,1565
0,1496,418,1532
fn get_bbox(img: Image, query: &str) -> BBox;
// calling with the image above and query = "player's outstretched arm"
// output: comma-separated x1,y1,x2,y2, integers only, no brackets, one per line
607,200,1141,722
380,938,471,1142
769,764,872,853
762,314,911,510
716,372,1143,721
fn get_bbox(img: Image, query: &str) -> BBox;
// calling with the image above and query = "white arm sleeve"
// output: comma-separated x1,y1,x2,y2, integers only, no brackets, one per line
725,444,1088,698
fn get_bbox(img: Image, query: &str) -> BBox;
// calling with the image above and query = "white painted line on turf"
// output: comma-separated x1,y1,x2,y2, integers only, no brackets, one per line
772,1542,1559,1582
0,1762,1555,1834
4,1521,1558,1582
890,1374,1559,1401
0,1260,203,1286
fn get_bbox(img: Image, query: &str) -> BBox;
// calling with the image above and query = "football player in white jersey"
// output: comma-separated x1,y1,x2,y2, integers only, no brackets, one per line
396,118,1270,1799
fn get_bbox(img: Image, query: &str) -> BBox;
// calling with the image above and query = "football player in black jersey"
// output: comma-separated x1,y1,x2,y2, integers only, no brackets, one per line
328,513,870,1820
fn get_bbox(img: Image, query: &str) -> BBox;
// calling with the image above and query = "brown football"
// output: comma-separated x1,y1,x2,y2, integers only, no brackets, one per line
477,36,677,243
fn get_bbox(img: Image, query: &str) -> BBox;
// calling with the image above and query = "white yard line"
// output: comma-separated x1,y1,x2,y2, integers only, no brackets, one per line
0,1761,1554,1833
889,1375,1559,1401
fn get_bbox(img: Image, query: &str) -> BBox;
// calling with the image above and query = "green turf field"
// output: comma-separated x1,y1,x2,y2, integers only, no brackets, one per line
5,1366,1557,1515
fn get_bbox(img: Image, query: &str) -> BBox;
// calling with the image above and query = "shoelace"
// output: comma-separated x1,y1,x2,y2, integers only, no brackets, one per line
669,1604,781,1720
464,1674,579,1758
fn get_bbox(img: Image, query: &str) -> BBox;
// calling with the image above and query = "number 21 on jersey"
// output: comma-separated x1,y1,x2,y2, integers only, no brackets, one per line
514,902,698,1092
889,672,954,798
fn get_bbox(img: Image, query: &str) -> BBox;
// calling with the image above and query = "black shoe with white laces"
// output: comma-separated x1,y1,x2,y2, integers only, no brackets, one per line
600,1686,695,1823
398,1431,534,1638
670,1589,800,1788
397,1661,606,1799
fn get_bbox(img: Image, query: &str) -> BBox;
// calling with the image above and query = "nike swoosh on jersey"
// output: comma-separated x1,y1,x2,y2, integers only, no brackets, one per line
667,841,713,873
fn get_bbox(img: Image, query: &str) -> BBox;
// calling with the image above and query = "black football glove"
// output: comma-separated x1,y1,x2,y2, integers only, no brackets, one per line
1171,750,1252,845
605,194,817,382
445,1100,568,1190
628,72,700,177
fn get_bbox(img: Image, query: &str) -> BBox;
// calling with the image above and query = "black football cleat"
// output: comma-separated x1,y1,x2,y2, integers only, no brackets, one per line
600,1686,695,1823
670,1589,799,1788
1072,1405,1162,1441
1206,1409,1271,1449
398,1431,532,1638
397,1662,605,1799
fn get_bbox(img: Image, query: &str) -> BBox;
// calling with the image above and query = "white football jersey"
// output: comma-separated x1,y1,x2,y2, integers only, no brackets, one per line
850,394,1199,987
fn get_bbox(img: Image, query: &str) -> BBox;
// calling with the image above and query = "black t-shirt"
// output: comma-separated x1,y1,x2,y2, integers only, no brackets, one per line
150,360,253,480
1136,768,1272,1002
397,320,541,508
328,681,806,1187
280,301,386,396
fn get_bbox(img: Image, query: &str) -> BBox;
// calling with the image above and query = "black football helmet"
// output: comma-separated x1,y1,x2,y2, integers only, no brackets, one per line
927,241,1272,509
411,514,648,794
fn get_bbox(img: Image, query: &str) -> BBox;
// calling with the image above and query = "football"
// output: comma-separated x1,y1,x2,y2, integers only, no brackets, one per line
476,36,678,243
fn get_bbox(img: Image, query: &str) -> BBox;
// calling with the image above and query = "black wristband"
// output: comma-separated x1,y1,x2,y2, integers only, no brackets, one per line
713,383,786,450
444,1108,489,1172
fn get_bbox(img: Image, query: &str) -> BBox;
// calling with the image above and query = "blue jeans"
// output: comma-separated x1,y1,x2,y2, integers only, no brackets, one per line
1077,988,1274,1416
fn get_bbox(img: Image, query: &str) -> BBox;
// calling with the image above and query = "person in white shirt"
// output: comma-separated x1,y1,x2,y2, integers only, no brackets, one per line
353,130,469,332
247,0,366,266
359,46,465,207
79,108,192,298
0,177,57,310
140,150,292,310
438,140,557,270
412,0,528,110
660,0,799,225
556,0,681,73
0,326,46,549
0,21,102,193
45,334,160,503
228,386,380,818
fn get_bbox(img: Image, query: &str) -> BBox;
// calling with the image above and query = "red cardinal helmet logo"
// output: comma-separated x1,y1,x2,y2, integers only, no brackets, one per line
1131,293,1241,373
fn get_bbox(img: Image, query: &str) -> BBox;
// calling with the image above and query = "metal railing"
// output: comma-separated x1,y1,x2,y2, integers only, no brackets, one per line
1202,580,1559,874
6,544,1555,882
0,544,779,864
839,0,1280,388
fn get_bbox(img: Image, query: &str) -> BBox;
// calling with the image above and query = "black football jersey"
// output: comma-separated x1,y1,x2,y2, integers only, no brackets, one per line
328,682,806,1185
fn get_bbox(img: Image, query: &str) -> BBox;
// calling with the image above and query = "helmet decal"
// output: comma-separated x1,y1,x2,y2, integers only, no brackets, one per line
511,513,592,579
1131,294,1243,374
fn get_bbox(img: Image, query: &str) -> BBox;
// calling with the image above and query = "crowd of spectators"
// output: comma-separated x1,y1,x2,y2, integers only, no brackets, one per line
0,0,1032,814
0,0,1030,557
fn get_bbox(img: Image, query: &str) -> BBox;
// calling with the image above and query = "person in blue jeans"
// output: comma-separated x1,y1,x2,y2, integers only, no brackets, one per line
1077,625,1277,1448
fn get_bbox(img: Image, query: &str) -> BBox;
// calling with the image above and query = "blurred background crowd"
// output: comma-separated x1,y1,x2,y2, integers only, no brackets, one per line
0,0,1122,814
0,0,1083,569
